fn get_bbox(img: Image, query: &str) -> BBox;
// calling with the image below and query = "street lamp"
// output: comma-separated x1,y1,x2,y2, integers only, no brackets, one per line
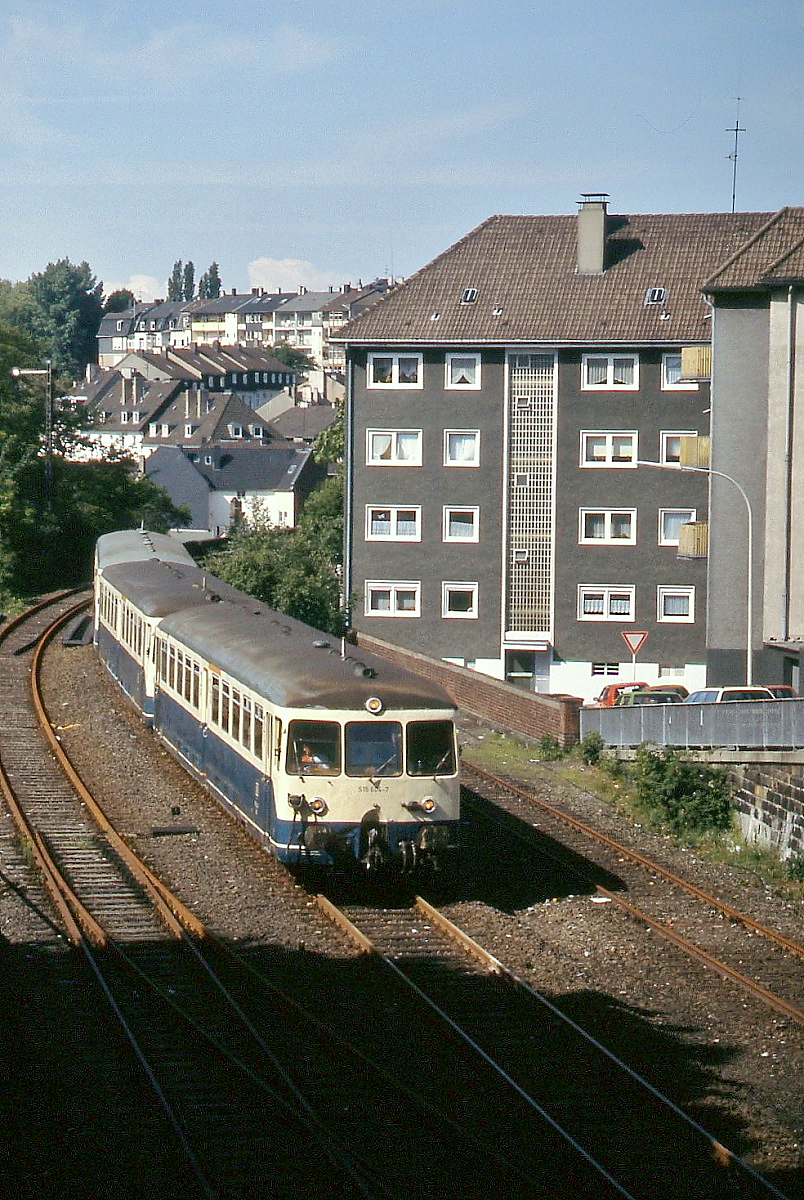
638,459,753,685
10,359,53,506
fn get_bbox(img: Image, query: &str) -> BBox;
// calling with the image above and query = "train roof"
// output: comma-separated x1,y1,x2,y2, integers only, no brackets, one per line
100,560,212,619
96,529,195,571
157,602,456,713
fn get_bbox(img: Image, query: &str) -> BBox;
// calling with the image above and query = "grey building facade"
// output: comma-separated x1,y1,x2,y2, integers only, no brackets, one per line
339,198,774,701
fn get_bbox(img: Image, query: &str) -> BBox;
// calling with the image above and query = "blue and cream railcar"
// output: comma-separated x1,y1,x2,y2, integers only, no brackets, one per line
94,531,204,723
153,602,460,873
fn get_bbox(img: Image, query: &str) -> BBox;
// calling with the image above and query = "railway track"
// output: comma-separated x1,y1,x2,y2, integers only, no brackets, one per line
312,886,793,1200
460,760,804,1026
5,598,799,1197
0,597,631,1198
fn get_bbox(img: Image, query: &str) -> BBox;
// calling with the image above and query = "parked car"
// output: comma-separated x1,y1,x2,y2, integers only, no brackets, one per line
764,685,798,699
683,686,775,703
614,688,683,706
645,682,688,699
588,681,649,707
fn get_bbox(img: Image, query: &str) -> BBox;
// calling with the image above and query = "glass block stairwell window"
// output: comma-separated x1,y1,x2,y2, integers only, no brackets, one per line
506,354,557,632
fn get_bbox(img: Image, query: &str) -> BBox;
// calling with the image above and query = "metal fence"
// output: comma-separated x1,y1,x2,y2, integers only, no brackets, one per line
580,699,804,750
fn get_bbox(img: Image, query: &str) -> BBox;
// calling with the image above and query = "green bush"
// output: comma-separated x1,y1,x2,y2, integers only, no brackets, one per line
579,731,604,766
632,746,733,836
536,733,564,761
787,856,804,883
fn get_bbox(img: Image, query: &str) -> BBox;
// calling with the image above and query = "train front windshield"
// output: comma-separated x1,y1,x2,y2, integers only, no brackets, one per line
286,718,456,777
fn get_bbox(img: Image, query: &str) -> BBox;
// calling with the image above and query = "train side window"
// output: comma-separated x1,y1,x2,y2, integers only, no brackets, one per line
221,681,231,732
210,674,220,724
231,687,242,741
345,721,402,777
254,704,264,760
287,720,340,775
242,696,252,749
406,720,456,776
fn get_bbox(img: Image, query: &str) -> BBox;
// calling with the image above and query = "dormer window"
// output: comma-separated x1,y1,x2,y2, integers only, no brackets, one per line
460,287,478,305
644,287,667,306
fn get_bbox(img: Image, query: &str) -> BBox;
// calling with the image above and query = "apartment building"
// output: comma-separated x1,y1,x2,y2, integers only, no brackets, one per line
338,196,773,700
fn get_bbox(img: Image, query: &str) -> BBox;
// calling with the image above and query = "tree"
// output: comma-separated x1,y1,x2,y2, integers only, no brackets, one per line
198,262,221,300
200,477,345,635
26,259,104,378
167,260,184,302
103,288,136,314
182,261,195,302
270,342,316,374
312,398,344,475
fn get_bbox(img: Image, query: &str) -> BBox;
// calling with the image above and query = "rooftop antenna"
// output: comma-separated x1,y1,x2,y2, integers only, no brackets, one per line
727,97,745,213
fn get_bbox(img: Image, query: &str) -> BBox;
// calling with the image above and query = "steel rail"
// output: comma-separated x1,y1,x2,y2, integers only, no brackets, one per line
462,771,804,1025
463,760,804,961
315,893,638,1200
413,896,791,1200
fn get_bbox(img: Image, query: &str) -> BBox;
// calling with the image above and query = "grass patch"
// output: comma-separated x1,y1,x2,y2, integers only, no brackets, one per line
461,729,804,900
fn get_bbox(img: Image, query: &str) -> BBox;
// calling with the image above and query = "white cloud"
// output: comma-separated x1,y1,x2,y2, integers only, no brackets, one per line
121,274,162,303
247,257,337,295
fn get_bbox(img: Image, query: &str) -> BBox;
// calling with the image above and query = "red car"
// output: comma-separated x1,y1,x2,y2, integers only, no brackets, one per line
589,681,649,707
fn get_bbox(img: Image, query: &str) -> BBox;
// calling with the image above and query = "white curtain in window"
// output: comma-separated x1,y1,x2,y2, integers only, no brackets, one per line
448,433,477,462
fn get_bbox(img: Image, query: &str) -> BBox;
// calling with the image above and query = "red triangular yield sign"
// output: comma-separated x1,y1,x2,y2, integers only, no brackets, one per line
622,630,648,655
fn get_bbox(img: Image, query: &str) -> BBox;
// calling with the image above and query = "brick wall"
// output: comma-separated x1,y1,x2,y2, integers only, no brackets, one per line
728,764,804,863
357,633,582,749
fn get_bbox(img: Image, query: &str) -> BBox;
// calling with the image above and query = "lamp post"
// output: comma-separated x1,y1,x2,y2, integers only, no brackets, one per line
10,360,53,507
638,459,753,685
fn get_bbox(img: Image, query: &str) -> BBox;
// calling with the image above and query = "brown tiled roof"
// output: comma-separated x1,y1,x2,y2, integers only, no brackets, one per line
338,210,773,346
703,207,804,289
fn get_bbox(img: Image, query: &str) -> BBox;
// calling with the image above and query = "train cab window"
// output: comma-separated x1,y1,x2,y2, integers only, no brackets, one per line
345,722,402,777
287,720,340,776
406,721,456,776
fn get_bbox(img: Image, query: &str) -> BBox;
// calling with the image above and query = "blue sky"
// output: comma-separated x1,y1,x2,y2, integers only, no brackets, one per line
1,0,801,300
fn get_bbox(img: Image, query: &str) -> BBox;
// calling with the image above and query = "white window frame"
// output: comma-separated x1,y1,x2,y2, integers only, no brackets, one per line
364,580,421,617
581,353,639,391
442,581,479,619
658,508,696,546
442,506,480,542
660,430,697,466
578,509,637,545
366,429,422,466
661,352,697,391
367,352,423,389
445,353,481,390
580,430,638,468
657,586,695,623
577,585,636,622
443,429,480,467
365,505,422,541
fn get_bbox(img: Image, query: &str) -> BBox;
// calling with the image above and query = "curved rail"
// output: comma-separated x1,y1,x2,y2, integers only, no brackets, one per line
313,891,790,1200
463,760,804,961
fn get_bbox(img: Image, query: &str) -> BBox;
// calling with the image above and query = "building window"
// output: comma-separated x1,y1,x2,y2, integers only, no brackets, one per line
591,662,620,676
657,586,694,623
444,429,479,466
580,431,637,467
661,430,697,465
365,505,421,540
659,508,696,546
445,353,481,389
579,509,636,545
185,424,196,438
661,353,697,390
578,585,635,621
366,429,422,466
365,581,420,617
367,352,423,388
442,582,478,618
582,353,639,390
443,506,479,542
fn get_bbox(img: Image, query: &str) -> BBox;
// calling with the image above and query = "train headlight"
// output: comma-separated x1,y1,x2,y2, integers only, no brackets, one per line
420,796,437,813
402,797,438,813
365,695,384,715
308,796,328,816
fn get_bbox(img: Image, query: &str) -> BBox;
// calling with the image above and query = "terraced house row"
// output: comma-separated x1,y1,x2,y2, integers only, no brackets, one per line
336,197,804,702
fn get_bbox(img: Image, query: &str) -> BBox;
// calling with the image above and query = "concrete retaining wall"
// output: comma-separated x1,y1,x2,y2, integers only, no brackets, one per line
356,633,582,749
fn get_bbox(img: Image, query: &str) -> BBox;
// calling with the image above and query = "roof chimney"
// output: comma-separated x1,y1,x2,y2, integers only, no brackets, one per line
577,193,609,274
